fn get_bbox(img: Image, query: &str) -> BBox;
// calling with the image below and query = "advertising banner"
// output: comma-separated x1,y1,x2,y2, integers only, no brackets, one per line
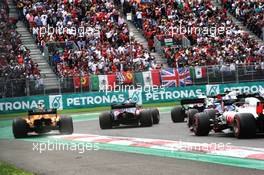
0,82,263,114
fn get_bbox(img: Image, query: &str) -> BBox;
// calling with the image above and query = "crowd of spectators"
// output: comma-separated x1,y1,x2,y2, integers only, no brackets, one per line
0,0,263,97
221,0,264,40
13,0,264,76
0,0,40,81
16,0,159,78
123,0,264,68
0,0,42,97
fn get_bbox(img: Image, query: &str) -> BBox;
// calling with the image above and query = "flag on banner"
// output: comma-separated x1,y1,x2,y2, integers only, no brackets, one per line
116,71,134,85
73,76,89,88
160,69,179,87
73,76,81,89
98,74,116,90
90,75,99,91
192,66,206,79
90,74,116,91
123,71,134,84
178,67,192,86
134,70,161,86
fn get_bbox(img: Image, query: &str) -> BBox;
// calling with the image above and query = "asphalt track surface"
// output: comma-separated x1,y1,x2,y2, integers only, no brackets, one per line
77,112,264,148
0,111,264,175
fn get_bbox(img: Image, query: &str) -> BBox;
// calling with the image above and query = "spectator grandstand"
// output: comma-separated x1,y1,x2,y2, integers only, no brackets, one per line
16,0,159,78
0,0,41,97
1,0,262,97
221,0,264,40
123,0,264,67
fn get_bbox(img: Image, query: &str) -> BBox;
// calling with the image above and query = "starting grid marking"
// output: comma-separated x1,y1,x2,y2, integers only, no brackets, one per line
51,134,264,161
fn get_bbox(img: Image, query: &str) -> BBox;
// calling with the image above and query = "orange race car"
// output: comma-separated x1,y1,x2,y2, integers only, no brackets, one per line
12,103,73,138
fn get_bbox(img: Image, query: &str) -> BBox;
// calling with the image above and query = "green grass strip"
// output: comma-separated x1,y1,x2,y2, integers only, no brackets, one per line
0,161,34,175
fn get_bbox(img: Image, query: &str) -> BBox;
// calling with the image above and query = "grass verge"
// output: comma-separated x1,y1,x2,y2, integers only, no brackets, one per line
0,102,178,119
0,161,34,175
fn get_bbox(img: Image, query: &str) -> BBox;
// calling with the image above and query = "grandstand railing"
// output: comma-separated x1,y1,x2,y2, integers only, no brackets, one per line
0,0,9,16
1,64,263,98
153,35,190,56
43,41,79,68
218,0,264,41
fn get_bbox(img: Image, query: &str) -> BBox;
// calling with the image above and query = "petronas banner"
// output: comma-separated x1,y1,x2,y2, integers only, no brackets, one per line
0,81,263,113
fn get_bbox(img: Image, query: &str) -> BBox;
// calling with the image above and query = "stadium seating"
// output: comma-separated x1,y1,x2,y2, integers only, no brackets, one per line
16,0,158,78
123,0,264,67
0,0,41,97
221,0,264,39
6,0,263,95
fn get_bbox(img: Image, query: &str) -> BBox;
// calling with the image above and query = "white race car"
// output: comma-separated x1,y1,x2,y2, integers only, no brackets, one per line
191,93,264,138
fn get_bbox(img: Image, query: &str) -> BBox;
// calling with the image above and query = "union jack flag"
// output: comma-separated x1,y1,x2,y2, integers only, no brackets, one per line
160,69,179,87
178,67,193,86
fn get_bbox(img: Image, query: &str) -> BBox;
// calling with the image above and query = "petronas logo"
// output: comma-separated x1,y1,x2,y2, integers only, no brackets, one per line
52,96,61,108
206,85,220,96
129,90,142,105
131,91,140,102
49,95,63,110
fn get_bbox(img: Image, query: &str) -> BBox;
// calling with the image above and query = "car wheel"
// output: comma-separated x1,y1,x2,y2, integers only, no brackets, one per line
233,113,256,139
151,108,160,124
204,109,216,120
13,118,28,138
186,109,199,127
193,112,210,136
99,112,113,129
140,110,153,127
171,107,185,123
59,116,73,134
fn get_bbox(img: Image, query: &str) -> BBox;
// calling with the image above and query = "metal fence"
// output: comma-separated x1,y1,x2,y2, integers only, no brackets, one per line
154,35,190,55
192,64,264,85
42,41,79,75
1,64,263,98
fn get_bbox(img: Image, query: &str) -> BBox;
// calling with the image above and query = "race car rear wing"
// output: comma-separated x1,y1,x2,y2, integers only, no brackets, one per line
222,99,237,106
180,98,205,106
208,93,226,99
237,93,264,101
28,109,57,116
111,103,137,110
256,102,264,115
237,93,258,99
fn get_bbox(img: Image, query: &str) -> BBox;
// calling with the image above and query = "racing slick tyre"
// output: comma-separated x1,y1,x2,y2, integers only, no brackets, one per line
204,109,216,120
193,112,210,136
186,109,199,127
140,110,153,127
13,118,28,138
59,116,74,134
99,112,113,129
171,107,185,123
233,113,256,139
151,108,160,124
